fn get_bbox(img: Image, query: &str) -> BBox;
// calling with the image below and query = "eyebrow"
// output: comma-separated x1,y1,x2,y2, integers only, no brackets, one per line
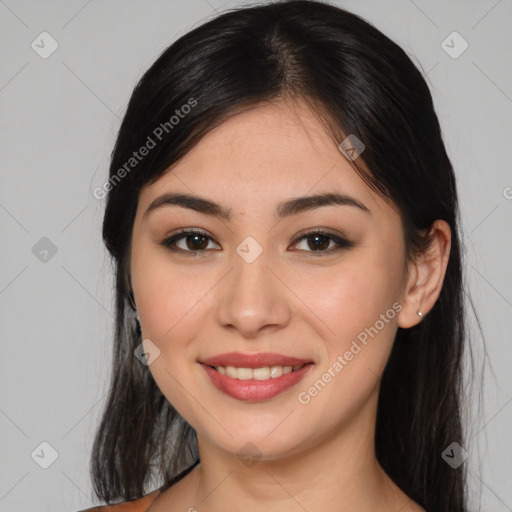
143,191,371,221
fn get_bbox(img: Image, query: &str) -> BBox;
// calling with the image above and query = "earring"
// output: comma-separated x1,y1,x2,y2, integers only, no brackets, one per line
417,311,423,319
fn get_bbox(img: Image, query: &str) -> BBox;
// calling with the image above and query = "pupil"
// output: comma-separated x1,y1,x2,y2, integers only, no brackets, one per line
309,235,329,251
187,235,208,250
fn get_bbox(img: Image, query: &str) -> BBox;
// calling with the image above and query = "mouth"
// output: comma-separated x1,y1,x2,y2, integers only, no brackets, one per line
198,352,314,402
199,351,312,369
203,363,311,381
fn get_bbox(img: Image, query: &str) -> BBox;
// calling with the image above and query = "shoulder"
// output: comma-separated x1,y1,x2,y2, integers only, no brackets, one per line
76,489,161,512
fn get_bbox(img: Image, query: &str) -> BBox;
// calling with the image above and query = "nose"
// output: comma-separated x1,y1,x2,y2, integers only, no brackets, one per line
215,247,291,338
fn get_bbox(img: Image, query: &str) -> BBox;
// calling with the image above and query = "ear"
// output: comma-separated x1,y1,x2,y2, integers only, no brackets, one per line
397,220,452,328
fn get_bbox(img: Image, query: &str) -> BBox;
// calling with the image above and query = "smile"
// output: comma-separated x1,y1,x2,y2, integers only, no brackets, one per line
199,354,314,402
211,364,305,380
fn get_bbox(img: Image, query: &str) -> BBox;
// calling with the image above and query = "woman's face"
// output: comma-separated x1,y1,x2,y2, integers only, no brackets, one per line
130,99,414,461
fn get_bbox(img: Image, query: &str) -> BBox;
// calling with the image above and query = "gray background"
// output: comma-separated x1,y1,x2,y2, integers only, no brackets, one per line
0,0,511,510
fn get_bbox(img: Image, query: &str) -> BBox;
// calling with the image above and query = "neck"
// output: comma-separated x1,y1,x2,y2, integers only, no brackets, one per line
185,394,407,512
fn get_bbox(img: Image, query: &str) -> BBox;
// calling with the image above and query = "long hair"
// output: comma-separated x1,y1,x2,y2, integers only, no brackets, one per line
92,1,468,510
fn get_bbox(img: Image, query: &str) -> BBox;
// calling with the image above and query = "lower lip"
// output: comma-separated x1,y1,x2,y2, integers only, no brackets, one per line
200,363,314,402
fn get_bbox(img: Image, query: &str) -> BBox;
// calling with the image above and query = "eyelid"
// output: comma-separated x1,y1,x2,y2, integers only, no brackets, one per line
291,227,349,244
158,227,221,253
289,228,353,254
158,227,353,255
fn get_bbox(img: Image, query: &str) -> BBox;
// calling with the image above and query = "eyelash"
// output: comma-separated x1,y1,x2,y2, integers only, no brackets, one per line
158,228,353,256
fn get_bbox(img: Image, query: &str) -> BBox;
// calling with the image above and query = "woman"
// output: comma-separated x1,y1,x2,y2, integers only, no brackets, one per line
82,1,468,510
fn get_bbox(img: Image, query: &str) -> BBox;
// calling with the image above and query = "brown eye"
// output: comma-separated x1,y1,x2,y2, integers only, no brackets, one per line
292,230,353,253
159,228,352,256
305,234,331,251
184,233,209,251
159,229,220,254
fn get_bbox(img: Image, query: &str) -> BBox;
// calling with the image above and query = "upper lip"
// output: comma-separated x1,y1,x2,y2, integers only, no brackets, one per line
200,352,312,369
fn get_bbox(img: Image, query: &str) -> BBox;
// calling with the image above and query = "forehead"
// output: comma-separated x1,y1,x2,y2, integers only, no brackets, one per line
138,99,393,220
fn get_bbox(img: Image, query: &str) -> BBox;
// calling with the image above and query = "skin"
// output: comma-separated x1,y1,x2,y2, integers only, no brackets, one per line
130,97,451,512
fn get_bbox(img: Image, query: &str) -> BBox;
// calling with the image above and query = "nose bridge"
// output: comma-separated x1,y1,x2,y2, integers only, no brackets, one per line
215,236,290,336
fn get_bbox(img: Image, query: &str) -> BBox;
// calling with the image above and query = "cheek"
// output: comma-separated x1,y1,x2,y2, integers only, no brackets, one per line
132,242,212,342
294,267,402,426
132,254,210,424
297,255,403,349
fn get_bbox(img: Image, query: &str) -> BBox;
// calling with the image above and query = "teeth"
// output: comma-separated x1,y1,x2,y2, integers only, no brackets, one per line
226,366,238,378
253,367,270,380
237,367,253,380
214,364,304,380
270,365,283,378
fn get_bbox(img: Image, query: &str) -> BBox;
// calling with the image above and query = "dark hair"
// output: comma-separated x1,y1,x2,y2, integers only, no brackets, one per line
92,1,469,510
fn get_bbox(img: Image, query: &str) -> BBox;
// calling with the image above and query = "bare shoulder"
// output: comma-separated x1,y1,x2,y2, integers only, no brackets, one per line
76,490,161,512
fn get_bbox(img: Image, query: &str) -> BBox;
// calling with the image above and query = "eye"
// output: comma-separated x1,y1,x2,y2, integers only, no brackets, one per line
158,228,220,254
158,228,353,256
291,229,353,254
